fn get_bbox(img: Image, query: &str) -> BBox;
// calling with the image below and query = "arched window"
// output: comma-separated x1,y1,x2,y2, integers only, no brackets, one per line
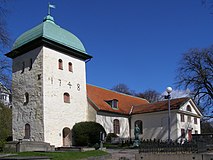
29,58,33,71
135,120,143,134
64,92,70,103
68,62,73,72
24,92,29,105
24,123,30,139
186,105,191,112
113,119,120,134
58,59,63,70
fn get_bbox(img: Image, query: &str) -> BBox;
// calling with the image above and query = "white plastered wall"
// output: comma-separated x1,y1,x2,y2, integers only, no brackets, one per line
131,111,178,141
42,46,88,147
96,114,129,138
177,100,201,140
86,102,97,122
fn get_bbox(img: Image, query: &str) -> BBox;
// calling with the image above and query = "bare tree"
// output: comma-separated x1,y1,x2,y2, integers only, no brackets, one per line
0,1,11,88
176,46,213,114
202,0,213,13
201,120,213,133
0,56,11,88
137,89,160,103
0,1,10,49
112,83,135,95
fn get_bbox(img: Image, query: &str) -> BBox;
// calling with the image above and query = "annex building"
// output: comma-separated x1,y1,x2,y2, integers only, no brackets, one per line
5,14,202,147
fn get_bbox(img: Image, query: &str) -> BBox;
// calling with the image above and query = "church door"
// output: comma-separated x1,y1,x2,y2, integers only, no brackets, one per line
188,129,192,141
62,127,71,147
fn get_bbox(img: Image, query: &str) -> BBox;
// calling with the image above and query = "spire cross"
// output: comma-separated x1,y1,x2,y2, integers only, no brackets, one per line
48,3,56,15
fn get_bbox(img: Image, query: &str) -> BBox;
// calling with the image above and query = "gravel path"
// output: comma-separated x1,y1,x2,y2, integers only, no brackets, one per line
106,149,138,160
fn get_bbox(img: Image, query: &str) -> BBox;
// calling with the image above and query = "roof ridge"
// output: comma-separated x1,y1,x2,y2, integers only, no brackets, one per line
155,97,190,103
134,97,190,108
87,83,149,102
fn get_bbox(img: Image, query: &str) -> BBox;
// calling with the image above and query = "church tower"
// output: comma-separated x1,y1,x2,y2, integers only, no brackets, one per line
6,14,92,147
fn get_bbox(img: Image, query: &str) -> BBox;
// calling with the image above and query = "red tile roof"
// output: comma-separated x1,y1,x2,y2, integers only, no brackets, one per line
132,97,190,114
87,84,149,115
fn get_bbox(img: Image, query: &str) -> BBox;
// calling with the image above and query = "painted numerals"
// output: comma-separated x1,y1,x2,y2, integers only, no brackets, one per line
77,83,80,91
67,82,72,89
50,78,80,91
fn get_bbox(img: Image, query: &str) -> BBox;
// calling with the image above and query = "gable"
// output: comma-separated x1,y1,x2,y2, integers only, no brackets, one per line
179,99,202,117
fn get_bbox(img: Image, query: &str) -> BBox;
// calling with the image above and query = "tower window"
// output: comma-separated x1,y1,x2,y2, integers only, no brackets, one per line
24,123,31,139
29,58,33,71
64,92,70,103
24,92,29,105
113,119,120,134
68,62,73,72
21,62,25,73
58,59,63,70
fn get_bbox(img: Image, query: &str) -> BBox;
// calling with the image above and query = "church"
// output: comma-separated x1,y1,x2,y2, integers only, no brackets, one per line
5,13,202,147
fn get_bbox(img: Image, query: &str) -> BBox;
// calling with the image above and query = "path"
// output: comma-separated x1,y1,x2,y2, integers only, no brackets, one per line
106,149,138,160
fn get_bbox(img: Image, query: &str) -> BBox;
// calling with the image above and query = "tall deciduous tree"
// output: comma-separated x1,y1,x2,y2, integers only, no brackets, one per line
176,46,213,114
0,1,10,49
0,1,11,88
112,83,135,95
137,89,160,103
202,0,213,13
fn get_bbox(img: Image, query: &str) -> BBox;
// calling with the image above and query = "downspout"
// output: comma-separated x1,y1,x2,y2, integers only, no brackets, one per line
129,106,134,141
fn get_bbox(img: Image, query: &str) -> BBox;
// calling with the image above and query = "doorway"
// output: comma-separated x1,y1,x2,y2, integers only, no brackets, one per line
62,127,71,147
188,129,192,141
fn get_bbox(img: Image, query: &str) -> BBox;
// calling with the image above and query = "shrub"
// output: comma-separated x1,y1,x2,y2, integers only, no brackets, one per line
72,121,106,146
0,103,12,151
106,133,118,143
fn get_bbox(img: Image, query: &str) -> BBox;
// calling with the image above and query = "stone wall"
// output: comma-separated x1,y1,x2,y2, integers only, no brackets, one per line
12,46,44,141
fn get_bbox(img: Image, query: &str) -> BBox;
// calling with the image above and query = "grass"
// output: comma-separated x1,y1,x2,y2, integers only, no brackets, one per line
7,150,108,160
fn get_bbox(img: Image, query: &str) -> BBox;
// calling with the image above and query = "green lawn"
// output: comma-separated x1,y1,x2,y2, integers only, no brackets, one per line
12,150,108,160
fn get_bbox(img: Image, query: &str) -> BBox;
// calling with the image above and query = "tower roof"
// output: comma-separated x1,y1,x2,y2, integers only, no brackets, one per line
6,15,92,60
13,15,86,53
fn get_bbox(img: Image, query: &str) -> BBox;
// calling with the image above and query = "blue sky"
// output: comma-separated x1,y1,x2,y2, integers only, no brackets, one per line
5,0,213,93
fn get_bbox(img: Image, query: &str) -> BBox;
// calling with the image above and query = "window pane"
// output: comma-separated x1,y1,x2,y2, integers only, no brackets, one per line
58,59,63,70
64,93,70,103
68,62,73,72
180,114,185,122
113,119,120,134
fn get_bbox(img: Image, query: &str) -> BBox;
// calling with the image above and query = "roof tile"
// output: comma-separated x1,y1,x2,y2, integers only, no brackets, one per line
87,84,148,114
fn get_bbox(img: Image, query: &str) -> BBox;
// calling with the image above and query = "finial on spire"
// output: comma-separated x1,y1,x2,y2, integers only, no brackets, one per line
48,2,56,15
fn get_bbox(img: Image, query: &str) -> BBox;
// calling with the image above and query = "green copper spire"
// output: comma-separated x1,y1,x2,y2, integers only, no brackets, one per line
12,15,87,54
43,15,55,23
6,3,92,60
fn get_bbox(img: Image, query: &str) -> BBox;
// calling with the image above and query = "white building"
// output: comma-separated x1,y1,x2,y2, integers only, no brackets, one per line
6,14,202,147
0,82,11,108
87,84,202,142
